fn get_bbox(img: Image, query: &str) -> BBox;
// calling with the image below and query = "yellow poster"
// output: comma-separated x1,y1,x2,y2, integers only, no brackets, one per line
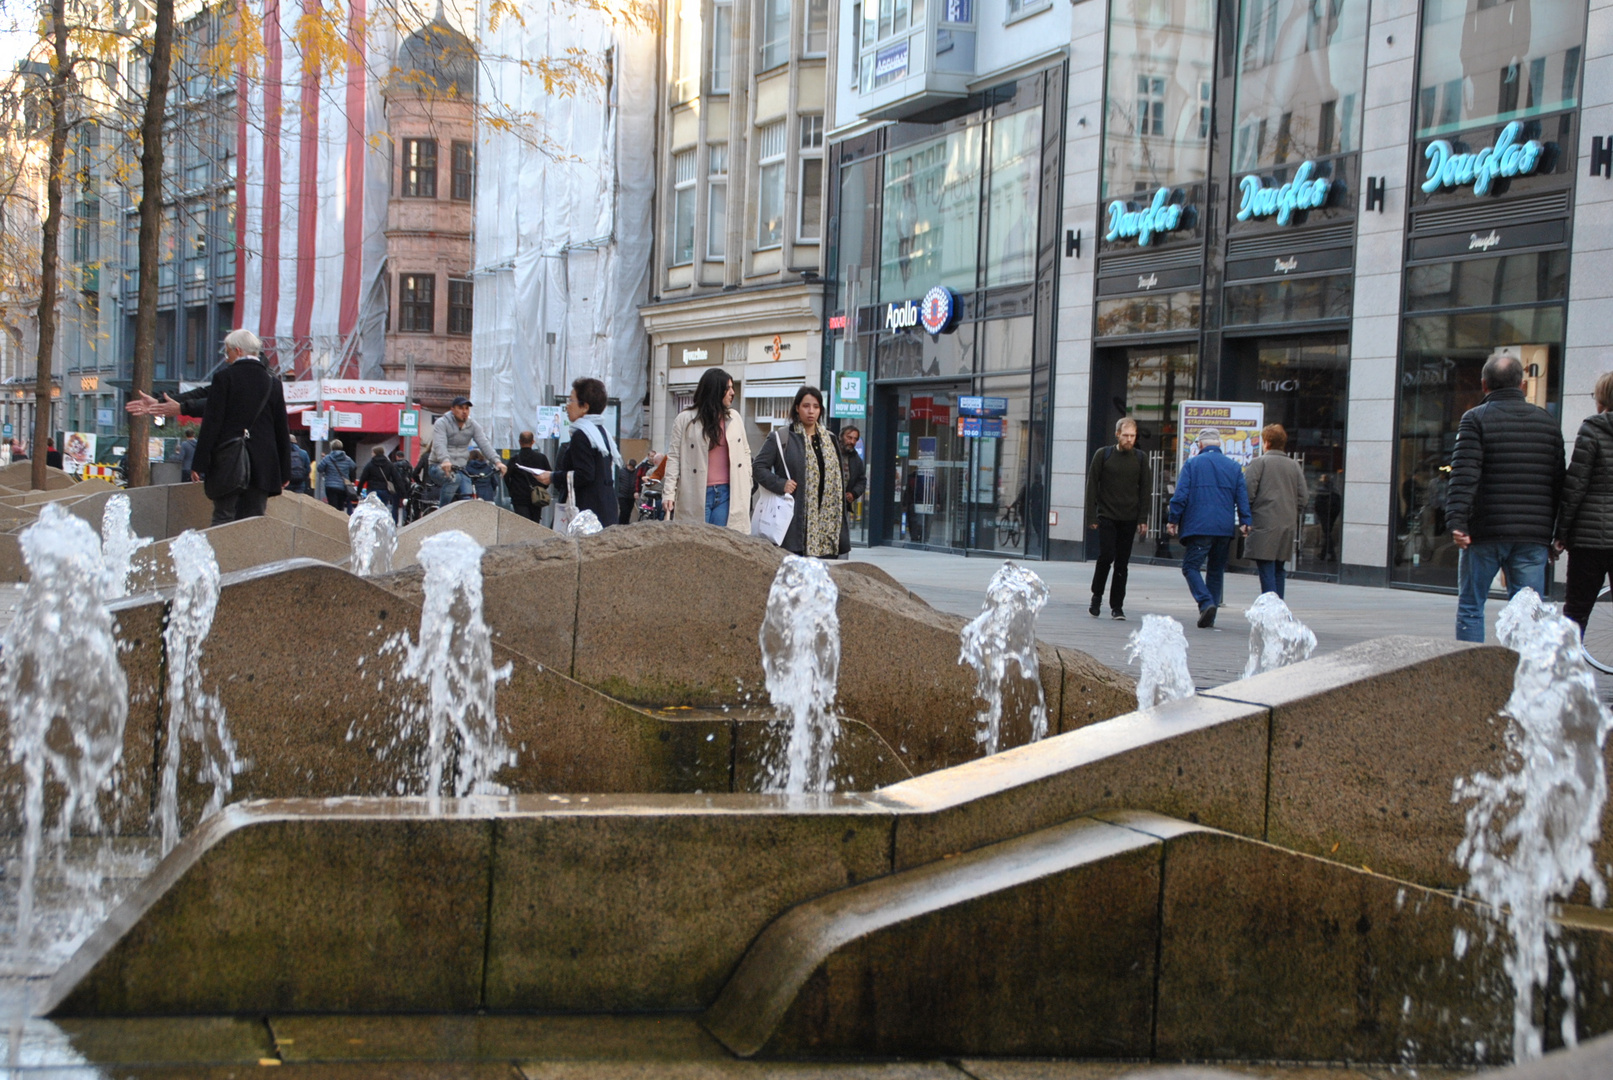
1177,401,1264,471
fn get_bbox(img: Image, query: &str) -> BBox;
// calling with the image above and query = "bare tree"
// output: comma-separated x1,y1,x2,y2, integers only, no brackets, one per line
124,0,173,487
29,0,71,490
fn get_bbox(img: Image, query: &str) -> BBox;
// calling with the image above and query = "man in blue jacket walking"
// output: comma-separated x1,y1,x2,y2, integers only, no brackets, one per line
1168,427,1252,628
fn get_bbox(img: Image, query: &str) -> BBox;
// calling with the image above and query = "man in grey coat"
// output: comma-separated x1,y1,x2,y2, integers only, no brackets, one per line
430,396,506,506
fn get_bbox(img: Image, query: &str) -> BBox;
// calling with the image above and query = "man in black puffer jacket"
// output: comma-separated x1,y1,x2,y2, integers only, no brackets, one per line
1556,371,1613,633
1445,353,1564,642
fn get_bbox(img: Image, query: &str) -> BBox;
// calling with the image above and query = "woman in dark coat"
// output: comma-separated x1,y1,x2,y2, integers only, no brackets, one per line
1558,371,1613,633
539,376,620,527
191,331,291,527
754,386,847,558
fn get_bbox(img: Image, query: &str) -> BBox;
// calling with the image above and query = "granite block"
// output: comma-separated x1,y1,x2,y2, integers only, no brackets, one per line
393,501,552,569
730,715,913,792
268,1014,727,1063
52,1017,274,1063
0,461,77,489
165,481,216,536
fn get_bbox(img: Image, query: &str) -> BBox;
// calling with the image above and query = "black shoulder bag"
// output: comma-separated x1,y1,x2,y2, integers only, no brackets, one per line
204,380,273,500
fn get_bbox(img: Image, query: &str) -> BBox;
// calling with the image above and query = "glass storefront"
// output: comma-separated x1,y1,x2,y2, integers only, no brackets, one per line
1416,0,1584,137
1231,0,1368,172
1101,0,1214,202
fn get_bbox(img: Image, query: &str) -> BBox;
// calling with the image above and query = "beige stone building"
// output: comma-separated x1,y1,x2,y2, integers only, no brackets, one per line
380,14,477,414
641,0,832,448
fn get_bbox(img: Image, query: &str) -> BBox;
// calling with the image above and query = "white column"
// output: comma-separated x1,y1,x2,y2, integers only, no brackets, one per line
1340,0,1418,578
1564,0,1613,438
1048,0,1108,560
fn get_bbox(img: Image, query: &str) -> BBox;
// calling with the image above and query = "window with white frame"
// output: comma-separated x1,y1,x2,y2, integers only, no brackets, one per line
710,0,733,92
756,121,786,248
804,0,828,54
797,116,823,241
671,149,697,264
707,143,728,258
1198,79,1212,139
674,0,701,102
760,0,791,71
1137,75,1166,136
1006,0,1049,18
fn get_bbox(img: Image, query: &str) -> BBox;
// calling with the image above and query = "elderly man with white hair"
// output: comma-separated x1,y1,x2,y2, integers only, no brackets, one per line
1166,427,1252,629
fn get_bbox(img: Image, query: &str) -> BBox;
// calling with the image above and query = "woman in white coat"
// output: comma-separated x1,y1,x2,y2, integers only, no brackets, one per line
664,367,753,532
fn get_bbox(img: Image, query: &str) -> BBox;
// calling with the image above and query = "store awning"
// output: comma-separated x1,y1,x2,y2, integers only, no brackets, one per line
301,402,404,432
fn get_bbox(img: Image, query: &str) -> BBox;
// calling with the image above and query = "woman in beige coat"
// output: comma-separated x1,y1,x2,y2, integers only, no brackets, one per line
664,367,753,532
1243,423,1309,599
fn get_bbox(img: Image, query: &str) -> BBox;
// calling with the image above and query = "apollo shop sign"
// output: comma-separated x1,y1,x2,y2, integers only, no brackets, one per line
1237,160,1332,225
1104,187,1190,246
1421,121,1545,196
885,285,961,335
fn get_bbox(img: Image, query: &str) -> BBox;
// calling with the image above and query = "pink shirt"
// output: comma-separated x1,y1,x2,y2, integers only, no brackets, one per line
707,420,730,485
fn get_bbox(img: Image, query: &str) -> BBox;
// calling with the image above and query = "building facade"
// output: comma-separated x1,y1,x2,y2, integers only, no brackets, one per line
822,0,1612,590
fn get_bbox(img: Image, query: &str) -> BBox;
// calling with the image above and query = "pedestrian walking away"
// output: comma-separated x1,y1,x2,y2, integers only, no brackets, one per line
287,440,311,495
1243,424,1308,600
359,446,396,507
1086,416,1152,619
664,367,753,532
1167,427,1251,629
178,430,198,479
537,377,622,528
1445,352,1564,643
503,431,552,523
320,440,358,513
430,396,506,506
754,386,848,558
186,329,292,527
1556,370,1613,635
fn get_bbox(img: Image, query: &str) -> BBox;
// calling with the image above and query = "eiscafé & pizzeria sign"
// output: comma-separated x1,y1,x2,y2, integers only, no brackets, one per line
283,379,409,405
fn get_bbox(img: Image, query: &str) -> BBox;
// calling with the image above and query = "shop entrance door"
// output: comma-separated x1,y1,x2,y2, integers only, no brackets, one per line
886,384,970,549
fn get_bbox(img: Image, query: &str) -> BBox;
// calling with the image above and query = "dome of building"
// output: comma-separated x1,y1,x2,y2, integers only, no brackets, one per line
391,12,477,100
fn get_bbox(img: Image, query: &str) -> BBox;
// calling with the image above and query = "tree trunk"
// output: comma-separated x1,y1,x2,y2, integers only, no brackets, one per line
31,0,71,491
127,0,176,487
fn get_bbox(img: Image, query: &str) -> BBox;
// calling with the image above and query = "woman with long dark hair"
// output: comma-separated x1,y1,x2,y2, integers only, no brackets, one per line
754,385,847,557
665,367,753,531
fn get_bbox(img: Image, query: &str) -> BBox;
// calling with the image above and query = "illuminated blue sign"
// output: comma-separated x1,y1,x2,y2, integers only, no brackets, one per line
1104,187,1189,246
1422,121,1545,196
1237,160,1332,225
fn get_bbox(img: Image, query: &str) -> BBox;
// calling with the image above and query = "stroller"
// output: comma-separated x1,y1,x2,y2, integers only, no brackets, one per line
636,475,666,521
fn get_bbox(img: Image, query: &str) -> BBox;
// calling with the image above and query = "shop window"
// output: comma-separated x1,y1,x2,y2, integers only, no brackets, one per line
1223,275,1353,326
756,122,786,248
399,273,435,333
836,158,878,315
875,323,975,379
804,0,828,55
1231,0,1365,172
1405,251,1568,313
759,0,790,72
401,138,437,198
1102,0,1213,203
674,0,701,102
451,141,474,201
707,143,728,258
671,149,697,265
710,1,733,92
979,315,1035,373
984,107,1041,288
1096,291,1201,337
879,127,980,301
1416,2,1584,136
448,279,473,335
797,116,823,241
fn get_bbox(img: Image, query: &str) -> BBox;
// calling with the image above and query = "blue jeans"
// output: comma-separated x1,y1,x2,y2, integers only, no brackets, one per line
431,465,473,506
1255,559,1286,598
1456,541,1549,642
1181,535,1233,611
705,483,730,527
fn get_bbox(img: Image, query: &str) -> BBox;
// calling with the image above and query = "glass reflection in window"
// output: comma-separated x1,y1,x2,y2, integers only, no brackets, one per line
1232,0,1367,172
1096,291,1202,337
880,129,981,302
984,108,1041,287
1404,250,1568,312
1416,0,1585,137
875,323,976,379
1223,275,1352,325
1101,0,1215,199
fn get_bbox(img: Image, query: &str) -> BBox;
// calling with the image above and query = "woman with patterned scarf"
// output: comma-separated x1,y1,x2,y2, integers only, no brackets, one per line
753,386,847,558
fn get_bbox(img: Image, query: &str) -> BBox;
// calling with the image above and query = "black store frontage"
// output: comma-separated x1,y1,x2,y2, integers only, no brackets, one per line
1084,0,1364,578
825,66,1065,558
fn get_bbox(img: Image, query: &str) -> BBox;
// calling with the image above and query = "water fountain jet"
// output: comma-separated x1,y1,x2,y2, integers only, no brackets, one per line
958,561,1049,755
1125,615,1193,710
348,493,397,577
1243,593,1317,678
759,556,841,794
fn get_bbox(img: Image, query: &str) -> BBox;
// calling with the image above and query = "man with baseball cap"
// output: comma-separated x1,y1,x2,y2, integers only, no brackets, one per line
430,395,505,506
1167,427,1251,629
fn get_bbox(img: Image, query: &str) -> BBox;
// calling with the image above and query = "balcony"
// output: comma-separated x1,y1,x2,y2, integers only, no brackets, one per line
852,0,975,121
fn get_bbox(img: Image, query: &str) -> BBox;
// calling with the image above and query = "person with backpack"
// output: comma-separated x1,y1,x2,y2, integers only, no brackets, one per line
1085,416,1152,620
319,440,358,513
286,439,311,494
358,445,397,508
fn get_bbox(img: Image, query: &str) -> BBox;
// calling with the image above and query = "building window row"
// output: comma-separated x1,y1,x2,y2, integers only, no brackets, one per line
396,273,472,335
666,116,824,267
400,138,474,202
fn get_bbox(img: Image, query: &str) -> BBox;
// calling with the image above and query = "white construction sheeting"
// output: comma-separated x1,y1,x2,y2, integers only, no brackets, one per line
471,5,655,443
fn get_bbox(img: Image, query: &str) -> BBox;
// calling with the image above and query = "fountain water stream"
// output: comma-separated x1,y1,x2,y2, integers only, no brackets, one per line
399,530,512,799
0,505,129,956
98,494,151,599
1243,593,1317,678
958,562,1049,755
348,493,397,577
156,531,239,856
759,556,841,794
1125,615,1194,710
1454,588,1612,1062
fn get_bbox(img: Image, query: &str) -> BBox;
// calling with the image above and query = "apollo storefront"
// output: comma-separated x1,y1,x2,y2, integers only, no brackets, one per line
825,66,1063,556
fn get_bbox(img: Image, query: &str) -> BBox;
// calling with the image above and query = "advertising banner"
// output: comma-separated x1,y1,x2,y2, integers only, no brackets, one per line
830,371,869,419
1177,400,1264,471
62,432,96,474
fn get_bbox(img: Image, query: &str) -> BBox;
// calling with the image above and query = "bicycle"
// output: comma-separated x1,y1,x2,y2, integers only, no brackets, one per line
1581,586,1613,675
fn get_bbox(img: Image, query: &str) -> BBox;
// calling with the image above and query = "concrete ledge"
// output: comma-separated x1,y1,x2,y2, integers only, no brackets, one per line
392,500,555,569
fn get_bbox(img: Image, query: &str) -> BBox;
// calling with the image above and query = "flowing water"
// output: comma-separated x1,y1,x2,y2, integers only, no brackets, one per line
568,509,603,537
1243,592,1317,678
759,556,842,794
0,505,131,962
399,531,512,800
958,561,1049,755
1125,614,1194,710
348,493,398,577
1454,588,1612,1062
155,531,239,856
98,494,151,600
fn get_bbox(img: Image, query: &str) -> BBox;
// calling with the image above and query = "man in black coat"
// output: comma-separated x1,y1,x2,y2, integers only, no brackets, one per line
503,430,552,523
188,329,293,527
1445,352,1565,642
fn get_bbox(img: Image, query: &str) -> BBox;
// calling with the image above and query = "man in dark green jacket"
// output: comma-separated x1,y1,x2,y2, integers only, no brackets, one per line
1086,417,1153,620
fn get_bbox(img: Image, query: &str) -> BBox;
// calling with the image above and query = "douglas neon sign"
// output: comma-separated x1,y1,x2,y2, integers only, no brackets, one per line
1237,160,1332,225
1422,121,1545,196
1104,187,1190,246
